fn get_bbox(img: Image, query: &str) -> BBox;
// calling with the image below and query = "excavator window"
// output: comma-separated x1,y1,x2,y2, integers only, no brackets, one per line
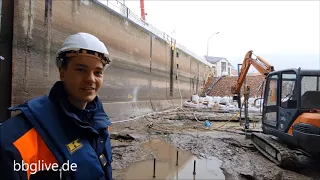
266,75,278,106
301,75,320,109
263,74,278,127
281,72,297,108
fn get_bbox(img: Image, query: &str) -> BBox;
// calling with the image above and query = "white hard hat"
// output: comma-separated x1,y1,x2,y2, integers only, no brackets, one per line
56,32,111,68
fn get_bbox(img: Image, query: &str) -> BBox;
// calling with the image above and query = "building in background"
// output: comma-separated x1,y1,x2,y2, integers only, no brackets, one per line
204,56,237,77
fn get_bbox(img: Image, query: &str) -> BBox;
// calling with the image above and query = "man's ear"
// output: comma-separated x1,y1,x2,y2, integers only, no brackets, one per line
59,67,65,81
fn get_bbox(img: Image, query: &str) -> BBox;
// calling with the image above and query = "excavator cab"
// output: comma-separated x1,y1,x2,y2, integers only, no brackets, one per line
262,69,298,129
262,68,320,134
253,68,320,166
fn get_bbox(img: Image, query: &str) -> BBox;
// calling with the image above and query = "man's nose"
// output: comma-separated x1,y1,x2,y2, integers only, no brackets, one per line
85,72,96,82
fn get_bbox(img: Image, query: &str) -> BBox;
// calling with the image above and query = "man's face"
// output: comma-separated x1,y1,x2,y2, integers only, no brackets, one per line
59,55,104,104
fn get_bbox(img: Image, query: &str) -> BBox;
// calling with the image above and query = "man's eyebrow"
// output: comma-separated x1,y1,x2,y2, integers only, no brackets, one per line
75,63,103,71
96,67,103,71
75,63,88,68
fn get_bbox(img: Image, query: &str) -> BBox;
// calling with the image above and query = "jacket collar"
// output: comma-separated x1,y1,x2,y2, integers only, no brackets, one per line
49,81,97,111
48,81,111,130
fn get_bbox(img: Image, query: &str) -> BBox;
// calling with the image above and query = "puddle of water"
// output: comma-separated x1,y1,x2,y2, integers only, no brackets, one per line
114,139,225,180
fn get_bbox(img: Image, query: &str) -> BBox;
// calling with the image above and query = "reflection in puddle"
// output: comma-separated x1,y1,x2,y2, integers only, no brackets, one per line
169,156,225,180
114,139,225,180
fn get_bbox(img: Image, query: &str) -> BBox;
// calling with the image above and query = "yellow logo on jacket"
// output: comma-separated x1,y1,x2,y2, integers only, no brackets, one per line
66,138,83,154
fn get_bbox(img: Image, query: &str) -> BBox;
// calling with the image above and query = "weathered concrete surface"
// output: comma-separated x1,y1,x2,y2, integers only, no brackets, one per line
102,99,189,122
8,0,211,122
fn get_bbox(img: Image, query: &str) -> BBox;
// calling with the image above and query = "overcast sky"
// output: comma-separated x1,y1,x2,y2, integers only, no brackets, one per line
101,0,320,72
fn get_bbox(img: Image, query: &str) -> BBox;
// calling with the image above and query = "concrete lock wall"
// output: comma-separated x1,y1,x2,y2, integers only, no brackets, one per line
10,0,210,122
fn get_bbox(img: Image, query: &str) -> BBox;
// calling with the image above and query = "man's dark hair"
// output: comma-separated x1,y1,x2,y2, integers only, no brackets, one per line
57,51,71,70
60,57,70,69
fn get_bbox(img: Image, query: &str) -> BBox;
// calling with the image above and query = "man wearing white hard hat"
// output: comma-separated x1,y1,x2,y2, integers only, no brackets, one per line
0,32,113,180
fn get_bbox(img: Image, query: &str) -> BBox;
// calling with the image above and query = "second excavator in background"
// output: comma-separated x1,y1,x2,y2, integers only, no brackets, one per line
232,50,320,168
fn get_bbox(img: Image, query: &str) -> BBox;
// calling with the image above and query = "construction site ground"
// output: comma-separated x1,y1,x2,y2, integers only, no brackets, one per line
110,108,320,180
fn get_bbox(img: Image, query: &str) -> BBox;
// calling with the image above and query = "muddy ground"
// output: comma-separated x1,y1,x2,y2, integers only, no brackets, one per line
110,108,320,180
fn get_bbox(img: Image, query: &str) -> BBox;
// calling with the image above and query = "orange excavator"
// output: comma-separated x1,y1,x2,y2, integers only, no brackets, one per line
231,50,274,129
232,50,320,168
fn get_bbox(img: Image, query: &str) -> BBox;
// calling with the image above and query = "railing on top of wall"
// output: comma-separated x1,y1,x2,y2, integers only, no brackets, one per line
93,0,212,67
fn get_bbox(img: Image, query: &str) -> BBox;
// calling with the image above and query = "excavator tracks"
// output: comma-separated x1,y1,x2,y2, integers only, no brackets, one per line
251,132,298,169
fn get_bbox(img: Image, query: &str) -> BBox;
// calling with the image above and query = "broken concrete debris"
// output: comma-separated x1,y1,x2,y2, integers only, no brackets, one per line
185,94,262,113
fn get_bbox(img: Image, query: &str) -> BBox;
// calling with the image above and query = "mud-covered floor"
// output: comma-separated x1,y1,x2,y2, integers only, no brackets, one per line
110,108,320,180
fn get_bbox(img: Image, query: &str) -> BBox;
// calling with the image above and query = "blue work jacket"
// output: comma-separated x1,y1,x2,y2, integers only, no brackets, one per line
0,81,113,180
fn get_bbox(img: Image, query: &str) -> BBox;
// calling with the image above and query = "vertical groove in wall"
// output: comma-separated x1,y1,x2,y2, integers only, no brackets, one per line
196,62,199,94
71,0,77,21
165,41,168,99
43,0,52,77
149,35,152,73
189,56,191,94
149,34,154,110
23,0,35,101
169,39,174,97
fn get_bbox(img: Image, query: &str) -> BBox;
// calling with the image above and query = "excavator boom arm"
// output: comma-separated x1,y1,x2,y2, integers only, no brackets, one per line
232,51,252,94
231,50,274,94
252,55,274,75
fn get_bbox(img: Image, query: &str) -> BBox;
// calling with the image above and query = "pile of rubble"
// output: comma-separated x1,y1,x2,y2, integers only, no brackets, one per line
183,95,263,113
204,75,265,97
